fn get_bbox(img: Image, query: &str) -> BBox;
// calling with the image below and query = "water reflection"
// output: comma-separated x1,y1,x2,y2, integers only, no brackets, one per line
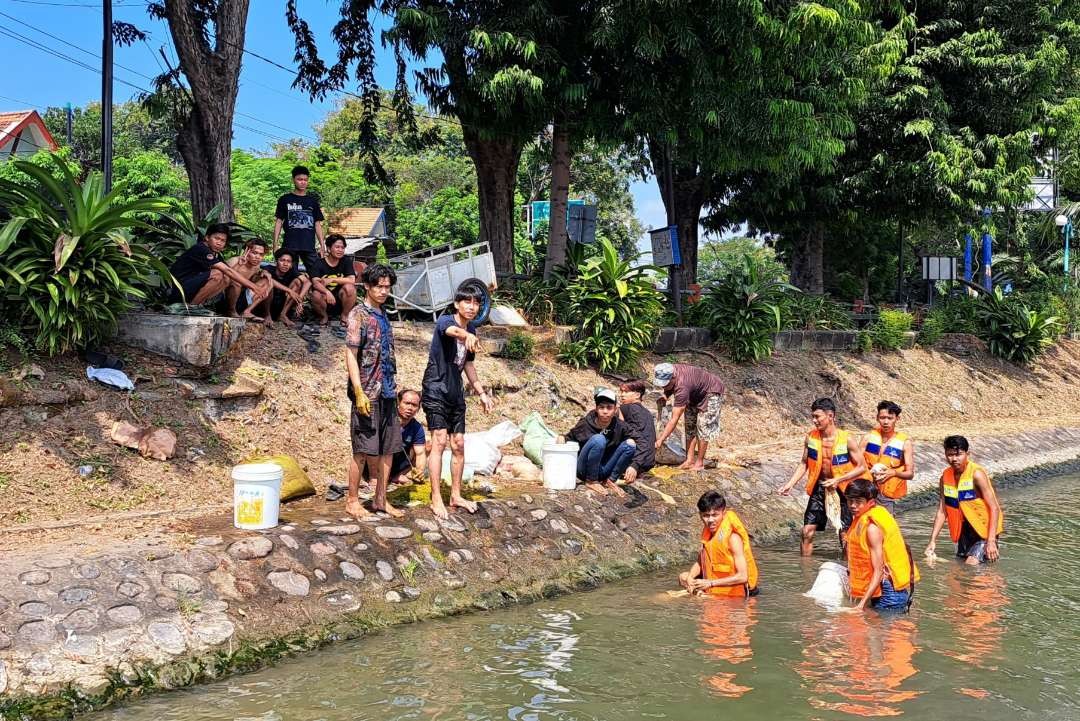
936,570,1008,671
796,613,921,717
696,598,757,698
485,611,581,719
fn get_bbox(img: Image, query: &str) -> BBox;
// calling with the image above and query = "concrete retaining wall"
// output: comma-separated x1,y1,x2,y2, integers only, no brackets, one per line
772,330,918,351
116,314,247,367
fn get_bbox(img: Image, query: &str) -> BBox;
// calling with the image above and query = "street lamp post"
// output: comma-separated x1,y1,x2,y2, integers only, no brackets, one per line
1056,213,1072,289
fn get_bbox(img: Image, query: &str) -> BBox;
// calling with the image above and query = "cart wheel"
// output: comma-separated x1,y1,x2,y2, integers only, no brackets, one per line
455,277,492,324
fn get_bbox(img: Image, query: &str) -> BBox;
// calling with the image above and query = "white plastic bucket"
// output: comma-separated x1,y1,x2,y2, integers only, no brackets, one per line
541,441,579,490
232,462,283,530
803,560,851,609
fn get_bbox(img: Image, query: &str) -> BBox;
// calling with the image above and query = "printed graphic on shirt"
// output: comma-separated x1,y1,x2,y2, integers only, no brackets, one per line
287,203,315,230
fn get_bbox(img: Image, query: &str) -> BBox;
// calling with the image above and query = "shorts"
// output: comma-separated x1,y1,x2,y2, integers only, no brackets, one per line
423,399,467,435
287,248,321,272
870,578,912,612
168,271,216,305
350,396,403,457
684,393,723,442
956,521,995,563
877,497,897,517
803,481,853,532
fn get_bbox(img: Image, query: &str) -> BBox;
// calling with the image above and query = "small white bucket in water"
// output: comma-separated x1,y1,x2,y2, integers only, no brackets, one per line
803,560,851,609
232,462,283,530
541,441,579,490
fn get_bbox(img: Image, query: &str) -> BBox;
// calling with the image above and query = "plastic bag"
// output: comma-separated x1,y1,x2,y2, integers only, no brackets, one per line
86,366,135,391
803,561,851,609
440,449,484,481
654,405,687,466
245,454,316,502
482,420,523,448
520,412,557,467
440,432,502,477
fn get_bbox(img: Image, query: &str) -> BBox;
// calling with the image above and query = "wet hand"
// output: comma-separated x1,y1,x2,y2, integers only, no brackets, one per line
986,539,1000,562
353,385,371,416
688,578,712,593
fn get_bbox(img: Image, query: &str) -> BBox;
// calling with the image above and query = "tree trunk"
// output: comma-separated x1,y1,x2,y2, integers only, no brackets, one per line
789,222,825,294
649,136,707,287
163,0,250,222
464,127,524,274
543,121,572,279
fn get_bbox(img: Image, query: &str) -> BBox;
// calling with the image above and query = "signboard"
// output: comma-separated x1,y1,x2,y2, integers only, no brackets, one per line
650,225,681,267
920,255,957,281
567,204,597,244
526,199,586,235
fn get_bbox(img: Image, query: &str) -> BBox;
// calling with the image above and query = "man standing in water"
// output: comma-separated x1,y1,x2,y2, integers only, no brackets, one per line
860,401,915,515
925,435,1004,564
844,479,919,612
679,490,760,598
777,398,869,555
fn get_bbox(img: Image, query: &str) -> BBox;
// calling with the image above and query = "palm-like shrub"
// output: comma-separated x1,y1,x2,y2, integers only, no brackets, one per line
976,287,1062,365
556,239,664,372
699,254,796,362
0,161,170,355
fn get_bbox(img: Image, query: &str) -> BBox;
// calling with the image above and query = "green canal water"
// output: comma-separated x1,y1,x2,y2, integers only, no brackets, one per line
94,473,1080,720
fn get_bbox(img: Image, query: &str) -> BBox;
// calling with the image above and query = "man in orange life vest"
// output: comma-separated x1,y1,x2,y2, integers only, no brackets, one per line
925,435,1004,564
844,479,919,612
679,490,760,598
860,400,915,516
777,398,869,555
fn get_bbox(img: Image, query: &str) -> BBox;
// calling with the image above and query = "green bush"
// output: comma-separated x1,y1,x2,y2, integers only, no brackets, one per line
855,330,873,353
782,293,854,330
556,339,590,369
976,287,1062,364
0,161,171,355
500,276,561,326
916,308,947,347
560,238,664,373
937,294,980,334
501,330,535,360
868,309,914,351
698,253,796,362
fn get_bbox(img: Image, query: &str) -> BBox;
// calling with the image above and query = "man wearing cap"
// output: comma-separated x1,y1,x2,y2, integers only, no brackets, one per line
559,388,637,496
654,362,726,471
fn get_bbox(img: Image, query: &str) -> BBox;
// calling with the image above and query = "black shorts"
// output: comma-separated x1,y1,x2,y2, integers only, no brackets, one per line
168,271,215,304
288,248,322,273
956,520,994,562
423,400,467,435
350,396,403,457
803,482,853,532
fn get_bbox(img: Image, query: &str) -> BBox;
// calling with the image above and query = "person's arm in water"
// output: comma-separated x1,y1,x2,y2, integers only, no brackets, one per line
851,523,885,611
777,438,810,495
678,560,702,593
824,441,867,489
924,475,948,557
688,533,748,594
655,404,686,450
463,360,494,413
973,467,1001,561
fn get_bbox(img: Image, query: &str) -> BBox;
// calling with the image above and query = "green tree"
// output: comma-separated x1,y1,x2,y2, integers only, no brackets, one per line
395,185,480,250
41,101,183,170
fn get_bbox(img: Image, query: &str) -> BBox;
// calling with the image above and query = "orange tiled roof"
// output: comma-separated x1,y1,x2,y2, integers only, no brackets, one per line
328,207,384,237
0,111,32,130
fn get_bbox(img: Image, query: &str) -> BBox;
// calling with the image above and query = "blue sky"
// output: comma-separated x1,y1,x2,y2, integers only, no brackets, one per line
0,0,668,243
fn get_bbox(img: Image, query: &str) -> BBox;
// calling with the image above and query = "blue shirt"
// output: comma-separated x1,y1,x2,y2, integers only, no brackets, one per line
372,307,396,398
401,418,426,448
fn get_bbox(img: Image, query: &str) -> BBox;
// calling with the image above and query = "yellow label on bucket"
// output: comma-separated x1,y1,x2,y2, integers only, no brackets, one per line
237,498,264,526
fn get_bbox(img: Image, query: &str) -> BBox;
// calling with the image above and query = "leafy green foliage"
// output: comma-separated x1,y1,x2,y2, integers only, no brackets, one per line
0,161,171,355
395,186,479,250
560,239,664,372
855,330,873,353
868,310,914,351
698,253,796,362
976,288,1063,365
916,309,946,347
936,295,980,335
782,294,854,331
500,330,535,360
556,339,590,369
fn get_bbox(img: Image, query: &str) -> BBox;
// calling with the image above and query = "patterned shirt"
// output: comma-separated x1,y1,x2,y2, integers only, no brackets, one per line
345,303,397,400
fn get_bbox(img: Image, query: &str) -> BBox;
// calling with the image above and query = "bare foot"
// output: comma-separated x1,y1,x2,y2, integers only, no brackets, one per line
282,316,295,328
687,463,705,472
677,461,694,470
604,480,627,497
374,501,405,518
345,497,370,519
450,495,478,513
584,481,608,496
431,501,449,520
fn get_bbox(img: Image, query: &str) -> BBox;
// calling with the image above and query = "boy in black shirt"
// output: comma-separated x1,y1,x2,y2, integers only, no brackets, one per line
423,284,495,520
309,234,357,328
617,379,657,484
560,388,636,496
167,223,268,308
272,165,324,270
253,248,309,327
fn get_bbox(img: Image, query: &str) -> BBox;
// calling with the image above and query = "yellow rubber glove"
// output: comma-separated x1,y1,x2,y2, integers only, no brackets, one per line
353,383,371,416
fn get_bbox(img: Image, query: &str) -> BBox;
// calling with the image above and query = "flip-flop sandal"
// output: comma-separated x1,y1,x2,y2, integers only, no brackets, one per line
331,326,347,339
306,339,321,353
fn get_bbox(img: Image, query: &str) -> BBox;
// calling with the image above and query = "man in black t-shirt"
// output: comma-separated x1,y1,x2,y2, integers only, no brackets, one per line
310,234,357,326
252,248,310,327
167,223,269,307
272,165,325,271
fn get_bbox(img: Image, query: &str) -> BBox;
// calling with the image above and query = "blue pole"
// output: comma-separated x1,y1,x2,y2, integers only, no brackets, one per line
964,232,973,283
1066,222,1072,290
981,231,993,291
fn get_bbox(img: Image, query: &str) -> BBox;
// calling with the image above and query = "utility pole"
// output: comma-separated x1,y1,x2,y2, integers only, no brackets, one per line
65,103,73,145
101,0,113,190
663,146,683,326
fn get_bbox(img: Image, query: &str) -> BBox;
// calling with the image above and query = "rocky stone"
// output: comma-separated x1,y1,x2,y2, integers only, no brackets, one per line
415,518,439,532
193,618,235,645
420,547,442,569
148,621,187,654
196,536,224,547
102,628,141,653
0,660,6,693
340,561,365,580
27,653,53,675
310,542,337,556
563,539,584,555
76,563,102,579
62,634,101,660
19,570,51,586
162,572,202,594
443,576,466,590
311,519,331,526
950,397,964,413
522,494,534,504
280,534,300,550
106,605,143,625
19,620,55,643
202,600,229,613
117,581,144,598
318,524,361,536
543,544,563,561
0,632,11,650
375,526,412,540
402,586,421,600
314,569,328,581
353,543,369,552
268,571,310,596
376,561,395,581
36,557,72,569
280,525,296,532
422,532,444,542
384,590,402,603
185,549,220,573
63,609,99,631
59,587,96,604
0,596,9,612
439,518,467,532
324,590,361,611
20,600,51,617
107,557,137,574
74,674,111,696
155,595,179,611
529,509,548,521
144,547,174,561
549,519,570,534
227,537,274,560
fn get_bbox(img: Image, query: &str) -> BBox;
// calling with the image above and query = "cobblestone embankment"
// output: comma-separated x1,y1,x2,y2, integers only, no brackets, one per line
3,426,1080,718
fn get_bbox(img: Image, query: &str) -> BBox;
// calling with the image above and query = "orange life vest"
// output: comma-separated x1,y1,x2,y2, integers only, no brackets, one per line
846,503,919,599
863,428,909,499
699,509,760,598
942,461,1004,542
805,429,861,494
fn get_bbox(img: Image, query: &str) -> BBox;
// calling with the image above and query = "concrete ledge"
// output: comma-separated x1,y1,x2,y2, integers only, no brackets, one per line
773,330,856,351
653,327,714,353
116,314,246,367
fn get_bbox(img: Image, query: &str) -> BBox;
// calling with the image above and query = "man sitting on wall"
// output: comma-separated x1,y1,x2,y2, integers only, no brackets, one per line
167,223,268,310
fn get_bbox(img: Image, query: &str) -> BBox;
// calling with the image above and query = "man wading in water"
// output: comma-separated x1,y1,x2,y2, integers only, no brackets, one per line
777,398,868,555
